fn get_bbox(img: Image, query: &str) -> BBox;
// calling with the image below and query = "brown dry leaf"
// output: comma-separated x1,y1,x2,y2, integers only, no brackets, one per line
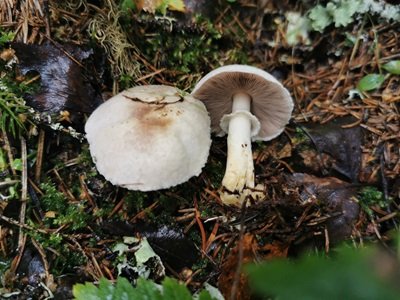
289,173,360,243
260,242,289,259
301,117,363,182
135,0,160,13
382,77,400,103
0,48,15,61
218,234,256,300
44,211,56,218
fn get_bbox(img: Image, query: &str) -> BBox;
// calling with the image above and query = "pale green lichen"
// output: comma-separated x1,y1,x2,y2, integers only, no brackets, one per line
287,0,400,45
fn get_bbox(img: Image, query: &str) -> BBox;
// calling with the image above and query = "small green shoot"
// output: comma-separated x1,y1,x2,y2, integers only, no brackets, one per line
0,30,14,46
382,60,400,75
357,74,386,92
0,90,28,137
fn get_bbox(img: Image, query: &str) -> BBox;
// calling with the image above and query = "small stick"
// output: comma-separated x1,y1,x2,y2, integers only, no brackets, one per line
324,227,330,254
2,129,16,176
205,221,220,253
194,196,207,256
31,238,51,286
35,129,45,183
230,199,248,300
0,215,47,234
0,180,20,188
18,137,28,251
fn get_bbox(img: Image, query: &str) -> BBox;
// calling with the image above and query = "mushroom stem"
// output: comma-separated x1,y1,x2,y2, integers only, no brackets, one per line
221,92,256,196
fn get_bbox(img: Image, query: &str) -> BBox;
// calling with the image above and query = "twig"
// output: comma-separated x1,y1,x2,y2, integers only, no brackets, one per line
130,200,159,221
79,174,96,208
35,129,45,183
18,137,28,251
194,196,207,256
324,227,330,254
31,238,51,286
0,215,47,234
0,180,20,188
2,129,16,176
205,221,220,253
230,199,248,300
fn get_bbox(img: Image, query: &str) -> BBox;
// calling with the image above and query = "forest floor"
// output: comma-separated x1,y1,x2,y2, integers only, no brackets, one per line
0,0,399,299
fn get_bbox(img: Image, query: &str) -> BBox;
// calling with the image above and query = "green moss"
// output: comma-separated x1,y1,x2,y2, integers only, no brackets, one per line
54,204,89,230
39,180,90,230
359,186,384,205
204,158,225,189
77,144,95,167
120,11,248,87
142,25,221,74
27,228,87,275
293,127,310,145
40,181,68,212
124,191,149,212
358,186,390,217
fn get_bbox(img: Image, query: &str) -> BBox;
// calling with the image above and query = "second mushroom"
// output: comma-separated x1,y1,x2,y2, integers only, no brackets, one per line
192,65,293,206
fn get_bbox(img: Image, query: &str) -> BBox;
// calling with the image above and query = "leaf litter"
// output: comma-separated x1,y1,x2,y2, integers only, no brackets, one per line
0,0,399,299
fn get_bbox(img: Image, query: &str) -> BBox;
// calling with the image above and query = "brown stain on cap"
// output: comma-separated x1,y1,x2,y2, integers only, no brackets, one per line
131,102,174,140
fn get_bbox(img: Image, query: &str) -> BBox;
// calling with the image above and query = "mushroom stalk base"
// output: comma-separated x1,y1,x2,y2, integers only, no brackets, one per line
220,93,264,206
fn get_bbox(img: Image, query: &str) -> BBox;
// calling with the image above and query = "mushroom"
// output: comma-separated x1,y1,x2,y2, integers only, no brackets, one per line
192,65,293,206
85,85,211,191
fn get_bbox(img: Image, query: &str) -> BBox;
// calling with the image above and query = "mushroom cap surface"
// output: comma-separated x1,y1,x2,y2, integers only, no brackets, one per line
85,85,211,191
192,64,293,141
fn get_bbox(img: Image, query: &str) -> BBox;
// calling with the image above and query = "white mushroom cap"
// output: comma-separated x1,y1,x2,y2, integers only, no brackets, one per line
192,64,294,141
85,85,211,191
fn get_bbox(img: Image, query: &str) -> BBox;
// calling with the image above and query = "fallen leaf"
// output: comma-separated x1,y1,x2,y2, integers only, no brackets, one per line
218,234,256,300
259,242,289,259
12,42,103,115
382,77,400,102
288,173,360,243
45,211,56,218
301,117,363,182
101,221,198,272
136,0,160,13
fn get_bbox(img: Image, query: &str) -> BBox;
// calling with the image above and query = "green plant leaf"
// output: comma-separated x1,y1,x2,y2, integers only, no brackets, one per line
72,276,217,300
73,280,106,300
198,290,214,300
357,74,385,92
113,277,136,300
382,60,400,75
332,0,360,27
247,246,400,300
162,277,192,300
309,5,332,32
11,158,23,171
97,277,116,298
131,277,163,299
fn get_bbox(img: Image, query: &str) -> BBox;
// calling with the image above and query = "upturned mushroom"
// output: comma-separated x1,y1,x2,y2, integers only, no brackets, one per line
192,65,293,206
85,85,211,191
